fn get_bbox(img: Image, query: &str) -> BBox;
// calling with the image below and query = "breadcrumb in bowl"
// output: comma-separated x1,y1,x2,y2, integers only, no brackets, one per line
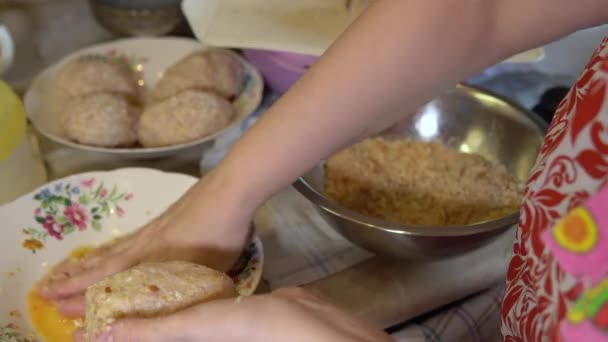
294,85,547,259
324,138,524,227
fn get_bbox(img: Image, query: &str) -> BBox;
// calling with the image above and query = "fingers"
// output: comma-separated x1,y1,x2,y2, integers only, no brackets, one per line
38,247,113,299
36,259,84,296
73,328,85,342
89,318,171,342
95,297,252,342
41,257,130,299
49,259,85,278
38,236,135,299
54,294,86,317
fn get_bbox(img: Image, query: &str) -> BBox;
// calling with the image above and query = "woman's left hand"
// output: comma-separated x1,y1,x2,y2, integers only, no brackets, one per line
77,287,394,342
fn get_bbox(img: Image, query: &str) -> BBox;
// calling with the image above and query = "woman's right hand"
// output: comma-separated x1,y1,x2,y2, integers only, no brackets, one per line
78,288,395,342
36,170,255,318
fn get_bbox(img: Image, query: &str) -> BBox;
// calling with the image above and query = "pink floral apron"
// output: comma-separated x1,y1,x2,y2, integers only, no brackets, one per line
501,36,608,341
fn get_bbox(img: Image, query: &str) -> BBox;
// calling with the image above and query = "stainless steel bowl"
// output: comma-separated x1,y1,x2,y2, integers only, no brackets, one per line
294,84,547,259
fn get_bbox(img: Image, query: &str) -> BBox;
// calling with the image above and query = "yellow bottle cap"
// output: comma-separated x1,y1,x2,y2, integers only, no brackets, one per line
0,80,26,161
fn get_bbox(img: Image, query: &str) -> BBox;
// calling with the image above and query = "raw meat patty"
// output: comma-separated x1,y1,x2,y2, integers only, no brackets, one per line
62,93,140,147
56,55,140,100
150,49,243,102
138,90,234,147
85,261,236,341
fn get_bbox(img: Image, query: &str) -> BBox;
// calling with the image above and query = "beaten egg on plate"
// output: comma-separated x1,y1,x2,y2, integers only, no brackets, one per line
28,246,94,342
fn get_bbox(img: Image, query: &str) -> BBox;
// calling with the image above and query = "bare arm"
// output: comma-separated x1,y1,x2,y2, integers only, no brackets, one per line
208,0,607,214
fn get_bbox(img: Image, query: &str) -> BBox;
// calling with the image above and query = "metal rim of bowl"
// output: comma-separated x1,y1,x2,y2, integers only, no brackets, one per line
293,83,548,238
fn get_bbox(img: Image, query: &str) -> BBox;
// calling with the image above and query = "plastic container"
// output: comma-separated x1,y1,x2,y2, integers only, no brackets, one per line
242,49,317,94
0,81,46,204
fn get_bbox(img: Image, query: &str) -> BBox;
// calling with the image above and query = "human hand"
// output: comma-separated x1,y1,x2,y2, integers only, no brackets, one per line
37,171,255,318
76,287,394,342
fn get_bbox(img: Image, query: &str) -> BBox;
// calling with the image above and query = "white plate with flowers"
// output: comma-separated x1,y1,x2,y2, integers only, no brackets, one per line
23,37,264,159
0,168,263,341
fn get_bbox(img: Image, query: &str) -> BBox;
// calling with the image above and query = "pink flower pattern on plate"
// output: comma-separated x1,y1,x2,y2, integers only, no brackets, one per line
42,215,63,240
81,178,95,188
63,203,89,231
22,178,133,252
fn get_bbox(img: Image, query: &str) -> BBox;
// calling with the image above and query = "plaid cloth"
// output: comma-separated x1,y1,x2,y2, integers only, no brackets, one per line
390,285,504,342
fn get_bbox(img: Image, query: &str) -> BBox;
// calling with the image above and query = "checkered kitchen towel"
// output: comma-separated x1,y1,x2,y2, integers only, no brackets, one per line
391,285,504,342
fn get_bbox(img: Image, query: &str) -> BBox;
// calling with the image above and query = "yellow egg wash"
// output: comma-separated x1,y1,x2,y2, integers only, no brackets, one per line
28,246,94,341
28,292,81,342
69,246,95,259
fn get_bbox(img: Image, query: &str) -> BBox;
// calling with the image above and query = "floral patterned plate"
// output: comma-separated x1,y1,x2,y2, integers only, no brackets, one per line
23,37,264,159
0,168,264,341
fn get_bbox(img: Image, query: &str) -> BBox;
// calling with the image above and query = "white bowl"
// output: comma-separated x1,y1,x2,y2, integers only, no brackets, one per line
0,168,264,340
24,37,264,160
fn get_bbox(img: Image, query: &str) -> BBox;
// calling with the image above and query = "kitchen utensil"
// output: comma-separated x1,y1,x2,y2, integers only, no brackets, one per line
294,84,547,259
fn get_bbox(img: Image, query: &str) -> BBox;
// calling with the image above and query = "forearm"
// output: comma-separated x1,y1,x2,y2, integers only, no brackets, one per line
211,0,607,212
